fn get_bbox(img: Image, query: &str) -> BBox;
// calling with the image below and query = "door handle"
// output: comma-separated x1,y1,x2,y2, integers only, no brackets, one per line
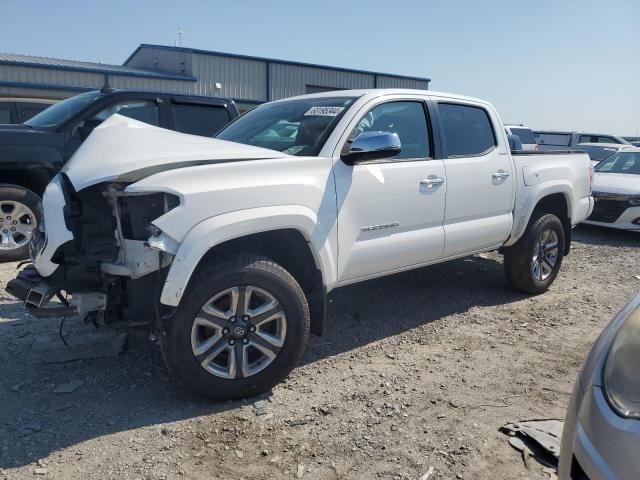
420,176,445,187
492,171,511,180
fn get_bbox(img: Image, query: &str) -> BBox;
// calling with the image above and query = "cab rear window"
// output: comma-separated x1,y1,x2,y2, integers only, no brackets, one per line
510,128,536,144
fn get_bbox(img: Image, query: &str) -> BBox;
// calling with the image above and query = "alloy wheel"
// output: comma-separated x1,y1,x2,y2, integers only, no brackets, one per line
0,200,36,251
191,286,287,379
531,229,559,281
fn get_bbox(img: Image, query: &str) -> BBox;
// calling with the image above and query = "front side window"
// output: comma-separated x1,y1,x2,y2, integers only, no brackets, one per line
347,101,431,159
93,100,159,126
17,103,49,123
173,103,230,137
578,135,597,143
595,152,640,175
216,96,357,156
439,103,496,157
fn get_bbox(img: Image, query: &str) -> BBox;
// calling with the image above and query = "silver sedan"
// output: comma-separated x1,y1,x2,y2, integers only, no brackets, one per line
559,292,640,479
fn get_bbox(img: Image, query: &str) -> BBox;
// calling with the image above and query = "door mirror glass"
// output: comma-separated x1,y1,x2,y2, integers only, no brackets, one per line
341,131,402,165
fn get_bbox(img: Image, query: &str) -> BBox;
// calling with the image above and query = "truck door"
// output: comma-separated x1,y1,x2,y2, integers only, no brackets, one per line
435,101,515,257
333,99,446,282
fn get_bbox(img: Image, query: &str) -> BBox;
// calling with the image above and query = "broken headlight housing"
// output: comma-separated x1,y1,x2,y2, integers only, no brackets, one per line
603,306,640,418
117,192,179,241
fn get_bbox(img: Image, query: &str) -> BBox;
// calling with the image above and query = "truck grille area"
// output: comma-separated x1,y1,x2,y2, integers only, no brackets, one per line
588,193,629,223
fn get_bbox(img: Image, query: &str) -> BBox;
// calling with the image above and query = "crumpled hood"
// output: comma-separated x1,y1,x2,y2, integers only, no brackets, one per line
593,172,640,195
62,114,288,191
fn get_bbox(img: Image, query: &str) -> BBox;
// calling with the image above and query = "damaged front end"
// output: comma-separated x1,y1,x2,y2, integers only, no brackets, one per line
6,172,179,332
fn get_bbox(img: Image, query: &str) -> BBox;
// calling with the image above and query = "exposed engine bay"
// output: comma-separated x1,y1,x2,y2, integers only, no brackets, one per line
7,173,178,331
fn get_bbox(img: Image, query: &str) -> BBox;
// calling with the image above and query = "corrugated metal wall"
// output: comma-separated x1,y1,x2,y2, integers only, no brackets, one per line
126,47,430,102
190,53,266,100
0,65,104,91
0,46,430,102
0,64,195,98
109,75,193,94
375,75,430,90
269,63,374,100
125,46,192,76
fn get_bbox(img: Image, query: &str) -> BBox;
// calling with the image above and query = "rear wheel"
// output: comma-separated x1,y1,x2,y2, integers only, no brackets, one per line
0,185,41,263
161,255,310,400
504,212,565,294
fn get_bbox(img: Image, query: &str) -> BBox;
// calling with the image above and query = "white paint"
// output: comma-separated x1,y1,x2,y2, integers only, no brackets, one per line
35,89,595,307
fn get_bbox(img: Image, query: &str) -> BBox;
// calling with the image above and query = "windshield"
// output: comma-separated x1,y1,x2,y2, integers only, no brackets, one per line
572,145,619,161
595,152,640,175
216,96,357,156
25,91,103,128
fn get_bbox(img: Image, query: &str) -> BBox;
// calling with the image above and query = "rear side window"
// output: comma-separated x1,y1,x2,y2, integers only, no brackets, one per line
16,103,49,123
537,133,571,146
597,136,618,144
578,135,597,143
173,103,231,137
439,103,496,157
509,127,536,144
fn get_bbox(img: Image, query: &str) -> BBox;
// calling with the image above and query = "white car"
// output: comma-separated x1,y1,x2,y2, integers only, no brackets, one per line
584,147,640,230
570,142,631,166
504,124,538,151
6,89,594,399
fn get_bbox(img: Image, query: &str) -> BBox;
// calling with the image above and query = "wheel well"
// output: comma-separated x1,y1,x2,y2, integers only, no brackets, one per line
191,229,326,335
533,193,572,254
0,169,51,197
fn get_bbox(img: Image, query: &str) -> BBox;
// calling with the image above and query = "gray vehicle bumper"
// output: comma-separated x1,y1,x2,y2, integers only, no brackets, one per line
559,379,640,479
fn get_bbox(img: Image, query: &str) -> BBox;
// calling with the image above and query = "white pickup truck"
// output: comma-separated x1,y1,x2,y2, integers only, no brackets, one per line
6,89,594,399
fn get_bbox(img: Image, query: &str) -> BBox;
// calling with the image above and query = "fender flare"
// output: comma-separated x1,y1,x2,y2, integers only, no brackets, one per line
504,181,573,247
159,205,337,307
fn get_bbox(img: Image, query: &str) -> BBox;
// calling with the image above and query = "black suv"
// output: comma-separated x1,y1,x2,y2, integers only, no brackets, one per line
0,88,240,261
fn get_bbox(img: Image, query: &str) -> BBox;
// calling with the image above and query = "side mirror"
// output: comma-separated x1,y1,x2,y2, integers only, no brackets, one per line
341,131,402,165
76,118,103,140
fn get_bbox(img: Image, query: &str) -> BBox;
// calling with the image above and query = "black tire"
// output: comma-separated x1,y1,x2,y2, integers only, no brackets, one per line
161,255,310,400
0,184,42,263
504,211,565,295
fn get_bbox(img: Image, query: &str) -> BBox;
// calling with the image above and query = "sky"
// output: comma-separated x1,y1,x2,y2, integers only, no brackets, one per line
2,0,639,135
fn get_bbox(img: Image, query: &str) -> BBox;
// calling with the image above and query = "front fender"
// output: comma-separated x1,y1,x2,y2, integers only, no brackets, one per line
159,205,337,307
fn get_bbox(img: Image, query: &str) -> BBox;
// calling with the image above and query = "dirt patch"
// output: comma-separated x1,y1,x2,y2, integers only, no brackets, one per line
0,225,638,479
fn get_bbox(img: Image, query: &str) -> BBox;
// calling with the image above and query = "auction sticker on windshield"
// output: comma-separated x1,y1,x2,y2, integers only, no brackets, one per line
304,106,345,117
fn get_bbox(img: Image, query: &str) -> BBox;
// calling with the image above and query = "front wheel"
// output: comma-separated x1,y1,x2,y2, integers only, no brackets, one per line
161,255,310,400
0,185,41,263
504,212,565,294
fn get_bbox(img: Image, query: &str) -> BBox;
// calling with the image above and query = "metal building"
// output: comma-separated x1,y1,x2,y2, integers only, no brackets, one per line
0,44,431,111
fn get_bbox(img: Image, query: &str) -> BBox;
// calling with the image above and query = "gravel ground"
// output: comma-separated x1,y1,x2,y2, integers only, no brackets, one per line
0,225,638,480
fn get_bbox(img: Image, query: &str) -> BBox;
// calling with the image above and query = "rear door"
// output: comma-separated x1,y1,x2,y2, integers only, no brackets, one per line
333,97,446,282
435,100,515,257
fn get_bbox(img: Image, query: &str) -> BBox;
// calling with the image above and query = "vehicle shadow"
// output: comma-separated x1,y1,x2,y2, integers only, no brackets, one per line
304,253,523,363
0,253,525,469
